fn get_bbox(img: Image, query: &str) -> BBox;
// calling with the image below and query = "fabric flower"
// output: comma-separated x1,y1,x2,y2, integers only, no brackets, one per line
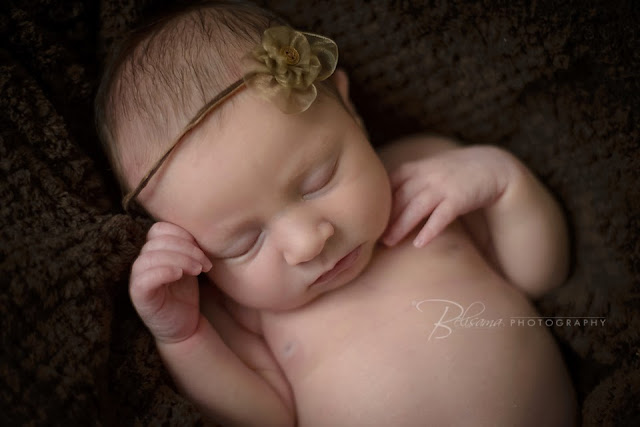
242,26,339,113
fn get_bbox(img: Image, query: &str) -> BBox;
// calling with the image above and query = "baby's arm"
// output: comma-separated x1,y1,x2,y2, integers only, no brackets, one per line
130,222,294,426
380,135,569,299
156,312,294,426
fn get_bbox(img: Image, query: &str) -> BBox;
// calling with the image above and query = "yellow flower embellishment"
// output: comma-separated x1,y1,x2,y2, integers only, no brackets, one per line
242,26,339,114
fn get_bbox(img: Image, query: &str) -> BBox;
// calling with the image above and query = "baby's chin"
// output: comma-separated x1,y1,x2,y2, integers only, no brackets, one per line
295,240,378,308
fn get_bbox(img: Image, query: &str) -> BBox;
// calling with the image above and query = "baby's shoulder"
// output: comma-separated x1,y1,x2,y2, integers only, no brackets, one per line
376,134,460,172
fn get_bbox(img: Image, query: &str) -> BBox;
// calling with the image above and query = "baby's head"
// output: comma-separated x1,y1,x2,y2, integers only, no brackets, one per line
96,0,392,310
95,0,283,194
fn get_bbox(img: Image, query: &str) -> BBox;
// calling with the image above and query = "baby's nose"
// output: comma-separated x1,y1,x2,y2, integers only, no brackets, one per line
277,212,334,265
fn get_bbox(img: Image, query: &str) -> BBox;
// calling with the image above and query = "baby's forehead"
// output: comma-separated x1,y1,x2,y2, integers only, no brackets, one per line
192,88,342,150
144,88,354,224
172,97,338,186
111,15,260,156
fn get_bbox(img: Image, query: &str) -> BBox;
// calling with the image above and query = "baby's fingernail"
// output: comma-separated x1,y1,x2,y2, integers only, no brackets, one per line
413,235,424,248
204,261,213,272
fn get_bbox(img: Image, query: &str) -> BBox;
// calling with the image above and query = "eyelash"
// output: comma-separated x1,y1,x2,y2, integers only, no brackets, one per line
227,230,264,261
302,156,339,200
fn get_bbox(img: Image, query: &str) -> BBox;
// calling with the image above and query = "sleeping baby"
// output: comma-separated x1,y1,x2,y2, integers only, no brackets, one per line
95,0,577,425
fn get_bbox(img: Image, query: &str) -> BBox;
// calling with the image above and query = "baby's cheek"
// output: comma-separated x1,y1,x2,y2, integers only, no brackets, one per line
207,256,285,309
361,167,392,234
354,148,392,227
204,263,244,300
377,173,393,228
340,179,388,242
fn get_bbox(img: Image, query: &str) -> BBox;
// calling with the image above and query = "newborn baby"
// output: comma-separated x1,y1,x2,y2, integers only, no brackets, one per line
95,1,577,425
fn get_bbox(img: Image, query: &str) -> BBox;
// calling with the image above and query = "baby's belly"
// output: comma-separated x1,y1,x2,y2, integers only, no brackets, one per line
262,223,576,426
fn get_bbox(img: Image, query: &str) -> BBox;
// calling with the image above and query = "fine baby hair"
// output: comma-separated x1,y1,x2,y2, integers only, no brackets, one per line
119,23,339,210
94,0,320,206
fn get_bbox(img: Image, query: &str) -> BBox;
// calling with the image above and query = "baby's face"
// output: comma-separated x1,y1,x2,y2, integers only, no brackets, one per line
141,90,392,310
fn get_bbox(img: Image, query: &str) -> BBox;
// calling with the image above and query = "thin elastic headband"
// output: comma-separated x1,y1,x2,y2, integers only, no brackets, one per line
122,79,245,211
122,26,338,212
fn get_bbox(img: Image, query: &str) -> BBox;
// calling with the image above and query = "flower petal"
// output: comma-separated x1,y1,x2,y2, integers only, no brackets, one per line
242,26,338,114
262,26,291,52
275,85,317,113
288,31,311,64
306,33,339,81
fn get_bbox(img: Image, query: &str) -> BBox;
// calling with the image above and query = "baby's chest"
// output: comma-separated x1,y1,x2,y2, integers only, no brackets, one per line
260,241,548,425
263,223,511,376
265,279,538,424
258,225,563,425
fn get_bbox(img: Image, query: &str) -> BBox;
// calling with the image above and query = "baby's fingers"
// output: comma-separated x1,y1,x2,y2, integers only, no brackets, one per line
388,161,419,191
131,250,204,278
382,190,441,246
147,221,197,242
130,265,183,310
141,235,212,272
413,201,457,248
387,170,438,225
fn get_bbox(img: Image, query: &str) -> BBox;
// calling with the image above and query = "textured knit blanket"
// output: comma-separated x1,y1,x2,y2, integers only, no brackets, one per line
1,0,638,425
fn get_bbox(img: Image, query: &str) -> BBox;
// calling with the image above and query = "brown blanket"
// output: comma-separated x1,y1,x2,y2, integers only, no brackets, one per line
1,0,638,425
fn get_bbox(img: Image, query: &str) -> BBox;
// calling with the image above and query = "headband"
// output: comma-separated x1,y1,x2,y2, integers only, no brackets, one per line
122,26,339,212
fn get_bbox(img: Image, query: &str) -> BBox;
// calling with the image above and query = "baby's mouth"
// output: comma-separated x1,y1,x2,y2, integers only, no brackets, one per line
310,245,362,287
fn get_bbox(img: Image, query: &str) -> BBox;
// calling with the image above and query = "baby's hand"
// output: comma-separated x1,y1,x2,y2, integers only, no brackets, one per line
382,146,513,248
130,222,212,343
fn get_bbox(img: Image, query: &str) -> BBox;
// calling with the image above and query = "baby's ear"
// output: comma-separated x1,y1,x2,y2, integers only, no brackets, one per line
330,69,363,126
331,68,351,103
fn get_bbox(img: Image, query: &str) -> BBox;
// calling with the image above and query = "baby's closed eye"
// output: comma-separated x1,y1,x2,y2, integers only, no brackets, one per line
222,229,265,260
301,155,339,199
215,152,341,262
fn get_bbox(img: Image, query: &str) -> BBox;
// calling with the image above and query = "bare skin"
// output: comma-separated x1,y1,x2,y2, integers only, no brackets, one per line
239,225,575,426
127,70,577,426
197,141,576,426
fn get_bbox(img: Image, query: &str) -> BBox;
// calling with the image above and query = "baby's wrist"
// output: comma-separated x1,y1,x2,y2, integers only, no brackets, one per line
154,314,224,360
151,315,203,346
468,144,520,193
